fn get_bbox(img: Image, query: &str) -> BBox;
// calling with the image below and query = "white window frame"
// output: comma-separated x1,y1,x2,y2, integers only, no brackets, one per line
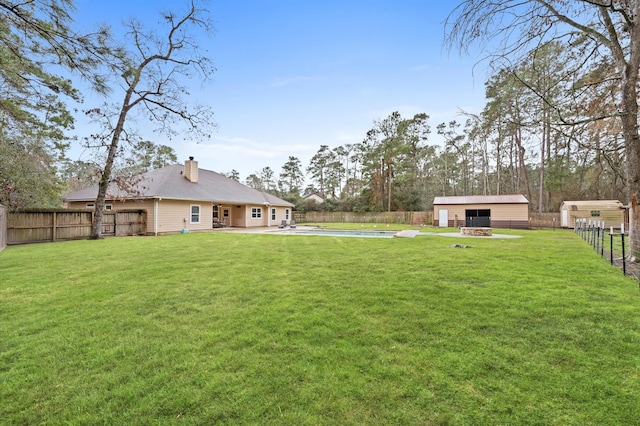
271,208,276,221
251,207,262,219
285,209,290,220
105,204,113,211
190,204,201,224
86,203,95,209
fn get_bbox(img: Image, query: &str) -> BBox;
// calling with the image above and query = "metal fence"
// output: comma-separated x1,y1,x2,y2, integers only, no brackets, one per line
575,218,638,279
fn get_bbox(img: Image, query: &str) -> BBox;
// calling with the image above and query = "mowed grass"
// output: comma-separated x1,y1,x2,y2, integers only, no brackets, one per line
1,229,639,424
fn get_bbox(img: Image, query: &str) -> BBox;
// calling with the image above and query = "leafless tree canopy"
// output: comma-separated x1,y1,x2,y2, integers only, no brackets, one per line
445,0,640,257
89,1,217,239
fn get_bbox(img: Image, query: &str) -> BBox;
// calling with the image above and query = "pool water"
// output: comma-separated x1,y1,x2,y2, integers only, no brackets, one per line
286,229,396,238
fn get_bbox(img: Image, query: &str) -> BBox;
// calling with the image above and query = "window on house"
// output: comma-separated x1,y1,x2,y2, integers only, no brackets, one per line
251,207,262,219
271,208,276,221
105,204,113,211
86,203,95,208
191,205,201,223
285,209,290,220
590,210,601,217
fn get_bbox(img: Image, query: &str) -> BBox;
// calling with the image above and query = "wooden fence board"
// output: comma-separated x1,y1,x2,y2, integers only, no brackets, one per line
529,212,561,229
294,211,434,225
6,209,146,244
0,205,6,252
294,211,561,229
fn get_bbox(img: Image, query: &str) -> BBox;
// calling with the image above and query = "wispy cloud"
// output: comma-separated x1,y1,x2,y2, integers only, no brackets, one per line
270,76,314,87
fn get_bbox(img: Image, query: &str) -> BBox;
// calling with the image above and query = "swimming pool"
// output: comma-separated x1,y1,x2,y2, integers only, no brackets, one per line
284,229,397,238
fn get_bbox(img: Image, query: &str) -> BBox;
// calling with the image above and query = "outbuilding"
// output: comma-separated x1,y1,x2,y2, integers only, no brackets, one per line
559,200,625,229
433,194,530,229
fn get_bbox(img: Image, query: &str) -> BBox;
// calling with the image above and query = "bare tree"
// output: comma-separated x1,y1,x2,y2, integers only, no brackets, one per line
87,1,215,239
446,1,640,257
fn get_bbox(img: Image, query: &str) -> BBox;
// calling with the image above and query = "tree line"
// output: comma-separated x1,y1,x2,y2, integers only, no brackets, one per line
242,54,625,215
1,1,639,254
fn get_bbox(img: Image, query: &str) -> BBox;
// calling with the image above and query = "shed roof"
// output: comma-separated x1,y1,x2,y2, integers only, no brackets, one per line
433,194,529,205
63,164,294,207
561,200,624,210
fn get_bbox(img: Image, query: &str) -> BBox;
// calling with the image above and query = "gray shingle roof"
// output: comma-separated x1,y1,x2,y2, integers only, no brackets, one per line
63,164,294,207
433,194,529,205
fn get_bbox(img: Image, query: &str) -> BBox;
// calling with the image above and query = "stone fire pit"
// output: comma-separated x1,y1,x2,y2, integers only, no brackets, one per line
460,227,492,237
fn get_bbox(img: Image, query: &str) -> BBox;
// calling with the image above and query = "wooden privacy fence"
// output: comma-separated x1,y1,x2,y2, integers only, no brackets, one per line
6,209,147,245
529,212,561,229
294,211,561,229
0,205,6,252
294,211,433,225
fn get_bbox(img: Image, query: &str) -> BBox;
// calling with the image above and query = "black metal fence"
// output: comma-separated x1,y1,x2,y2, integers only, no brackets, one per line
575,218,638,279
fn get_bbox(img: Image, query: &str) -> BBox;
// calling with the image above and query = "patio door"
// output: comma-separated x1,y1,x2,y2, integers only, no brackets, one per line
222,208,230,226
213,205,230,227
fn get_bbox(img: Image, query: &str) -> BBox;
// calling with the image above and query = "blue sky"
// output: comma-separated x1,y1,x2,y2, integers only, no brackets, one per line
72,0,489,179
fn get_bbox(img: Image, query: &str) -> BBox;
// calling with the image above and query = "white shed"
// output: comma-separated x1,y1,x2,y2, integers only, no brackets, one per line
559,200,625,229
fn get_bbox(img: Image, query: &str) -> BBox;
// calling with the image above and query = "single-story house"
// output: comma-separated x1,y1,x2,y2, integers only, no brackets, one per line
63,158,295,235
433,194,530,229
560,200,625,229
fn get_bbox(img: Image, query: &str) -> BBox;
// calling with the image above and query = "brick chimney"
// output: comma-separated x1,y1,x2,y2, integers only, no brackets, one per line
184,157,198,182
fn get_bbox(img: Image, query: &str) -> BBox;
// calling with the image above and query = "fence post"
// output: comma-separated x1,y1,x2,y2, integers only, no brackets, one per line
52,211,57,242
610,226,614,265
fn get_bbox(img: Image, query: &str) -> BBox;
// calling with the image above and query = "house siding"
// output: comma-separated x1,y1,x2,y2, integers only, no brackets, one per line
67,198,294,233
156,200,211,234
434,203,529,229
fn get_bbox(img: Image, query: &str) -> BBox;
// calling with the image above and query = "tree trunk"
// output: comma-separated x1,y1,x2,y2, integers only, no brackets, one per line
620,29,640,259
538,131,545,213
89,124,124,239
515,127,532,202
90,89,135,239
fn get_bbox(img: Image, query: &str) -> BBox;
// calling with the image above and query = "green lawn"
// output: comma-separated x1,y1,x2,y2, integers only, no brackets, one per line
1,229,639,424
